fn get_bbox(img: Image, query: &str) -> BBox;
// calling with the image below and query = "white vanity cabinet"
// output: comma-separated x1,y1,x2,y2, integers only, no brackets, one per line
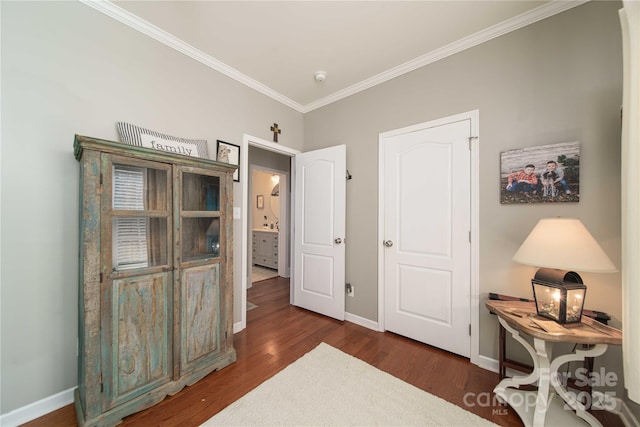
252,230,278,269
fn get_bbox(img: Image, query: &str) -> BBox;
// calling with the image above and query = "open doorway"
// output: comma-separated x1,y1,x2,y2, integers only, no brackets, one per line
239,135,299,332
249,166,289,285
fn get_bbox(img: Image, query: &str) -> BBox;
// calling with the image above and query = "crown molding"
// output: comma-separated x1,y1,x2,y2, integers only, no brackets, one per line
78,0,306,113
80,0,588,115
302,0,589,113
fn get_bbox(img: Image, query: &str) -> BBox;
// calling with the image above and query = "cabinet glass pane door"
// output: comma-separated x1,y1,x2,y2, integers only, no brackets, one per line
182,173,220,211
181,173,221,262
112,165,169,270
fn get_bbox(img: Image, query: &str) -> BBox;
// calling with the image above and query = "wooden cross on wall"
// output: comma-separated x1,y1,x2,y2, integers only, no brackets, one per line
270,123,281,143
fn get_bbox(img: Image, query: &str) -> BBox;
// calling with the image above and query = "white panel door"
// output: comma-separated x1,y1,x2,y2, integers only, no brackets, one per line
293,145,346,320
382,118,471,357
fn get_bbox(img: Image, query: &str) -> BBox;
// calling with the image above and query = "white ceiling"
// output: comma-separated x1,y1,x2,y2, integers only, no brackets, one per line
97,1,587,112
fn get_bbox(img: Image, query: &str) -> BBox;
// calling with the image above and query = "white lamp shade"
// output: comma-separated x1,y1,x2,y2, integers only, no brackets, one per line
513,218,617,273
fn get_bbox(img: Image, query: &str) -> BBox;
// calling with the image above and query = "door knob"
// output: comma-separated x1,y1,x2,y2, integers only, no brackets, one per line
383,240,393,247
334,238,342,244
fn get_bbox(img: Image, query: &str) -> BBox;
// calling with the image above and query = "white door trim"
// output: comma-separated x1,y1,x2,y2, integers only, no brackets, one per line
238,134,300,332
377,110,480,366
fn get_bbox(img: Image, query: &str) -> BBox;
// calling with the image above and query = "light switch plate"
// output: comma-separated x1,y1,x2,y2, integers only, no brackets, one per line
233,207,241,219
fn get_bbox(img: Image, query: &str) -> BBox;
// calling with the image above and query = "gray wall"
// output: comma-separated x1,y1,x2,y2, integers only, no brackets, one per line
305,0,625,390
0,1,303,413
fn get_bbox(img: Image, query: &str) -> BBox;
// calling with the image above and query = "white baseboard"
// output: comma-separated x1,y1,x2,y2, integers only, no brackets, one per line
617,397,640,427
233,320,244,334
345,311,379,331
477,354,499,373
0,387,75,427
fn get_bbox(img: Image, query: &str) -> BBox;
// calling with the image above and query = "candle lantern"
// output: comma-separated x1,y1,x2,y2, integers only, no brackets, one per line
531,269,586,324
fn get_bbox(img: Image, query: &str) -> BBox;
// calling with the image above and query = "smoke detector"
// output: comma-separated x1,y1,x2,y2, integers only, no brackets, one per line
314,71,327,82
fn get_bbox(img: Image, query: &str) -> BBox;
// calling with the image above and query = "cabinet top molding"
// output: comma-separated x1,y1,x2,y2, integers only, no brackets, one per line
74,134,237,173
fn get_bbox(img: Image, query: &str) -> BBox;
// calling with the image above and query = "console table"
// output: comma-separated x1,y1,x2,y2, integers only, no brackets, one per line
486,300,622,427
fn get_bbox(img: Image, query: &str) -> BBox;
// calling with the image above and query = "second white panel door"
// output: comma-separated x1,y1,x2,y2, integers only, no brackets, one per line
381,117,471,358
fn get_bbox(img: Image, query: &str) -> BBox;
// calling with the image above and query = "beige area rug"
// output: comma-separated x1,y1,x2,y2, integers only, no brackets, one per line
202,342,499,427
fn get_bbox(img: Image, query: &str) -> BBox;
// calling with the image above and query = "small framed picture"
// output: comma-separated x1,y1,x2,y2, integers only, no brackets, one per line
216,140,240,182
257,195,264,209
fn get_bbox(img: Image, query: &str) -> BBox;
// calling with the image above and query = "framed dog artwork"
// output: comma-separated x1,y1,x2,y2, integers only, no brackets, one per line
216,140,240,182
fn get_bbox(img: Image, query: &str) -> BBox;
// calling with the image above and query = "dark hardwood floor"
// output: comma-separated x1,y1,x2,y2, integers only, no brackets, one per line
25,277,622,426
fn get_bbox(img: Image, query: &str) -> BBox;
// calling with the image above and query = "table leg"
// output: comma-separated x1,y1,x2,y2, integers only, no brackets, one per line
494,317,540,393
549,343,608,427
500,325,506,378
494,317,553,427
532,338,553,427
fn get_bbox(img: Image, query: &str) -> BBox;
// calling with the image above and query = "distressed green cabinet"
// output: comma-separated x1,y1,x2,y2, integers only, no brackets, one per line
74,135,236,426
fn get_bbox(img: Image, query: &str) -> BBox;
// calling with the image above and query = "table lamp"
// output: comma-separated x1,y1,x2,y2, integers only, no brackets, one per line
513,218,617,324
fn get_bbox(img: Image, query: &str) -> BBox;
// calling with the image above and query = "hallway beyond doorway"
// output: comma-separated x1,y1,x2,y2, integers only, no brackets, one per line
252,265,278,283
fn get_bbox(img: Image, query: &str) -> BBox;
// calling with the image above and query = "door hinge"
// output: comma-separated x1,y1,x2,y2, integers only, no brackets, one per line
100,374,103,393
99,272,103,283
469,324,472,336
98,173,103,194
468,136,478,150
469,231,471,243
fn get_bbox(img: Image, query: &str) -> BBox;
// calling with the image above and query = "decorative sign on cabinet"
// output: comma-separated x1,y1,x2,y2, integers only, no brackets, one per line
73,135,237,426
